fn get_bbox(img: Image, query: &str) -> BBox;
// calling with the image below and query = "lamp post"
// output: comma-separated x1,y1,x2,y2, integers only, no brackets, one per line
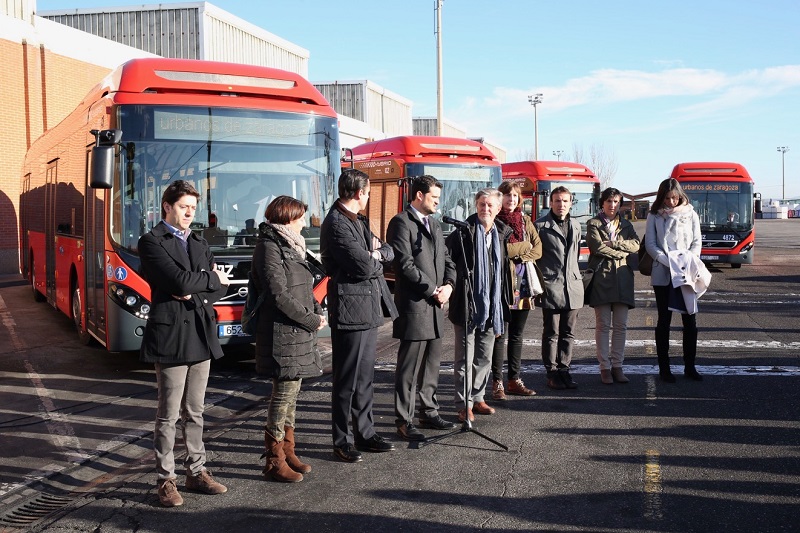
528,93,543,160
777,146,789,200
552,150,564,161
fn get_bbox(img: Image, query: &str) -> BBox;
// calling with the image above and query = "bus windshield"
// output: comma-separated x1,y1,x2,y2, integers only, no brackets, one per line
681,182,754,230
405,163,502,227
537,180,599,223
110,105,338,255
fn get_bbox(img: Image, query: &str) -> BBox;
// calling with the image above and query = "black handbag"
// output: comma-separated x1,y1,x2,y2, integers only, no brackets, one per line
638,238,653,276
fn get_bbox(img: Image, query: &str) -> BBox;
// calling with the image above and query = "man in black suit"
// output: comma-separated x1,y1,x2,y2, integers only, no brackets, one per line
387,175,458,441
138,180,231,507
321,169,399,462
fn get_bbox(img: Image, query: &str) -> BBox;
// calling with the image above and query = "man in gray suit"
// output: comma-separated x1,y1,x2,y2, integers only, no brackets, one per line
533,186,584,390
387,175,458,441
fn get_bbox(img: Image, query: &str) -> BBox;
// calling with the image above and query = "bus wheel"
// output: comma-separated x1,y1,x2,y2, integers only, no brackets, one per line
71,285,93,345
30,257,46,302
731,263,742,269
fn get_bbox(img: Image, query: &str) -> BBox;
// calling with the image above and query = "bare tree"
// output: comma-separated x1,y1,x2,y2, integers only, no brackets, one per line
571,143,618,190
513,148,537,161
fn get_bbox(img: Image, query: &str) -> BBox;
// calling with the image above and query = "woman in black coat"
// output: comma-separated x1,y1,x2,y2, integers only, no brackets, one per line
252,196,327,483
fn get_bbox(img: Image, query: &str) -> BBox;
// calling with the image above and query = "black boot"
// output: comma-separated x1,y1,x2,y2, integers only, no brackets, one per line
683,323,702,381
656,328,675,382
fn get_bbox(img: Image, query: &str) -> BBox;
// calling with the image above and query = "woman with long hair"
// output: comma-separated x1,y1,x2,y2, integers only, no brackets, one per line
645,178,710,382
585,187,640,384
491,181,543,400
252,195,327,482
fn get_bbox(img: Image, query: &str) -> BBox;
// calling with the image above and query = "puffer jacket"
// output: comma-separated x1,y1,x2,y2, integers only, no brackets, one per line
252,224,323,379
585,216,640,309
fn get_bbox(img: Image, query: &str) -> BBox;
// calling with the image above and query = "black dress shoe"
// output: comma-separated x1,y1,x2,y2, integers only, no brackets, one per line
397,423,426,441
354,434,395,453
333,444,362,463
418,415,457,430
559,371,578,389
547,374,566,390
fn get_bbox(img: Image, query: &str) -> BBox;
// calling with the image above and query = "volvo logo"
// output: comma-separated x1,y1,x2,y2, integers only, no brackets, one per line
237,286,248,298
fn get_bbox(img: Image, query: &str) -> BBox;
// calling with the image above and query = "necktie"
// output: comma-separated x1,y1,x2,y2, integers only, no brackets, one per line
423,216,430,232
174,230,188,252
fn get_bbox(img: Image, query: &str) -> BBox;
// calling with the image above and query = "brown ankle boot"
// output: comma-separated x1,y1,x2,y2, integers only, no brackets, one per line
263,433,303,483
283,426,312,474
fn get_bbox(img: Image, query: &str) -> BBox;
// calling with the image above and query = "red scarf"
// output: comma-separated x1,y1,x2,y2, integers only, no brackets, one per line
496,209,524,243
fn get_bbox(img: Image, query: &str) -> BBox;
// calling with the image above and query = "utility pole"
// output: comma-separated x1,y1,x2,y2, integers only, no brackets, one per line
777,146,789,200
435,0,444,136
528,93,543,159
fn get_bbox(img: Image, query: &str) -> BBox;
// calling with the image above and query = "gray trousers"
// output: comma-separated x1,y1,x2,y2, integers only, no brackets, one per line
453,324,496,407
394,338,443,426
541,308,579,373
154,359,210,480
594,303,630,370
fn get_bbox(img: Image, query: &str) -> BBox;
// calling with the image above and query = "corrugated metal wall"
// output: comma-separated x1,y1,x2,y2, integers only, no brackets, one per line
2,0,32,20
202,12,306,76
42,8,201,59
315,81,412,136
413,118,467,138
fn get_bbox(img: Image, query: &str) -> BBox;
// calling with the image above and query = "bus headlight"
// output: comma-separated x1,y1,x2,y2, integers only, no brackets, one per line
108,283,151,320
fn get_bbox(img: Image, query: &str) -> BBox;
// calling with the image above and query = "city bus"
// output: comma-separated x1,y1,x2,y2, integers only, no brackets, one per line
347,136,502,240
19,58,340,351
670,162,758,268
501,160,601,263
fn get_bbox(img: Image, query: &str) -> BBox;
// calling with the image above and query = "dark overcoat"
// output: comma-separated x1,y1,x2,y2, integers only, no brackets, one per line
138,222,227,364
445,214,513,328
386,207,457,341
320,201,398,330
585,216,640,309
252,224,324,379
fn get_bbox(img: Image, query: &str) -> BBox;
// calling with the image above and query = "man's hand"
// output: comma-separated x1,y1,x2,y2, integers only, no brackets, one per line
316,314,328,331
432,284,453,306
213,268,231,286
172,294,191,301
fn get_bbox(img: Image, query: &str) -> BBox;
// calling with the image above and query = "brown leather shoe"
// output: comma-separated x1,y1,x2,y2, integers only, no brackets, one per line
457,408,475,422
506,378,536,396
157,478,184,507
492,380,507,401
186,469,228,494
472,401,496,415
600,369,614,384
611,367,630,383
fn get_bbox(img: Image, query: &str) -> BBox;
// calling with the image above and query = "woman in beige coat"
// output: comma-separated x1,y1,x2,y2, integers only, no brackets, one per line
586,187,640,384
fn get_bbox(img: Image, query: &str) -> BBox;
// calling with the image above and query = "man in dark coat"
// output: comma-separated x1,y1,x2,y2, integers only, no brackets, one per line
138,180,230,507
533,186,584,391
445,188,513,423
387,175,458,441
320,169,399,463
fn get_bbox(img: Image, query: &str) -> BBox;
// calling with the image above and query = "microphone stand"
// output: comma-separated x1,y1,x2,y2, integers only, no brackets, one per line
418,222,508,451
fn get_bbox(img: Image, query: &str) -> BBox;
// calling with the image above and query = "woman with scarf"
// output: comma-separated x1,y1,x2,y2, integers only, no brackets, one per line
645,178,707,383
490,181,543,400
585,188,640,384
252,196,327,482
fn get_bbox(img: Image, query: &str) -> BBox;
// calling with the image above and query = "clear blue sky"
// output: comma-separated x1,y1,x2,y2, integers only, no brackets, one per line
37,0,800,200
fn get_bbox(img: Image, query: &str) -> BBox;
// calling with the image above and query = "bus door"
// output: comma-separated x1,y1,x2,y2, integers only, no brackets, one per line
84,153,107,342
45,160,57,302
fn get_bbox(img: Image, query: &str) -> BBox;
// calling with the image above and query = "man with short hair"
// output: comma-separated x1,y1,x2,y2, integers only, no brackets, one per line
533,186,584,390
446,188,512,423
387,175,458,441
138,180,231,507
321,169,399,462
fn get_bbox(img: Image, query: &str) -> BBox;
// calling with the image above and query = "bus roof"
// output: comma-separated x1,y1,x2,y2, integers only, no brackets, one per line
351,135,498,162
502,160,596,180
670,162,752,181
95,58,335,115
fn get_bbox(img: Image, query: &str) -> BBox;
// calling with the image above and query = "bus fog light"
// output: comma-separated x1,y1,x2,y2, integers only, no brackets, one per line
140,304,151,315
125,295,137,307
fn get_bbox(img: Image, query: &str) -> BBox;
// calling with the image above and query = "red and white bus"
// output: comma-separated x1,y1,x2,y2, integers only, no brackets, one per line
347,135,502,241
501,160,601,263
20,58,340,351
670,162,758,268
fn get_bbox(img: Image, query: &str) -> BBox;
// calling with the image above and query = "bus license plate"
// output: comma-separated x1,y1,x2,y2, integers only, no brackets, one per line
700,255,719,261
218,324,247,337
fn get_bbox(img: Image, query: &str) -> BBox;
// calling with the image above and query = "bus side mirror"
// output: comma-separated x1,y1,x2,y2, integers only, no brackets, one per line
90,145,114,189
541,190,550,209
754,192,762,214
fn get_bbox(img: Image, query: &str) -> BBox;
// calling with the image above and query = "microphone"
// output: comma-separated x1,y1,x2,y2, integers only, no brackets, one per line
442,215,470,229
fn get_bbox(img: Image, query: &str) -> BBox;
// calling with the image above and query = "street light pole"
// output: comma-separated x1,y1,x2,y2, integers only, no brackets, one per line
528,93,543,160
777,146,789,200
553,150,564,161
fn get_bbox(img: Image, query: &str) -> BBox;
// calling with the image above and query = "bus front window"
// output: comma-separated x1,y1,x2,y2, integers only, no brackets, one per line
110,105,338,255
